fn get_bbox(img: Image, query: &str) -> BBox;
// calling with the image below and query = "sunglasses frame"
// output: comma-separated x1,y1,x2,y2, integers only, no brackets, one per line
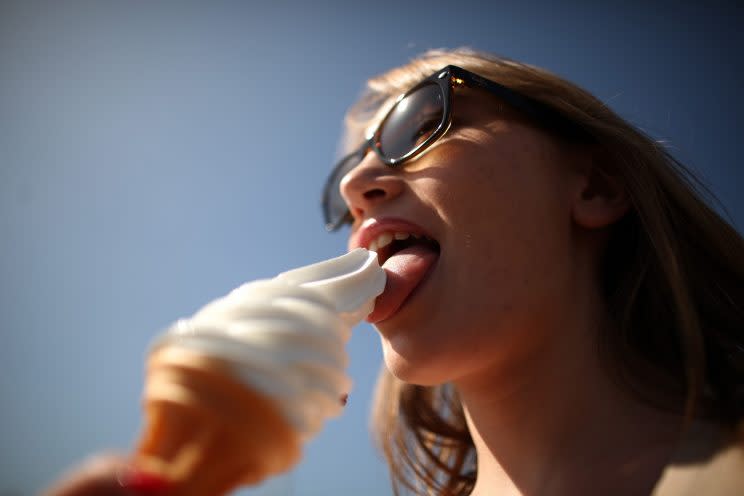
322,65,592,231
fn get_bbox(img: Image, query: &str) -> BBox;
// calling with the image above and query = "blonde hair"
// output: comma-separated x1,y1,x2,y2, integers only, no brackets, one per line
340,48,744,495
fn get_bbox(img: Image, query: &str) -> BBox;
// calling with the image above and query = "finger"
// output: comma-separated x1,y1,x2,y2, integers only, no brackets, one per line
117,466,172,494
43,455,171,496
42,454,129,496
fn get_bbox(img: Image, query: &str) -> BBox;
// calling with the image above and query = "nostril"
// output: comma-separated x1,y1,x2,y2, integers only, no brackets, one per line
363,189,386,200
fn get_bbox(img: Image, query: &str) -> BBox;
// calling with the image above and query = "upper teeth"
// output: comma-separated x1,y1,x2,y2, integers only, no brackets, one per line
368,231,422,252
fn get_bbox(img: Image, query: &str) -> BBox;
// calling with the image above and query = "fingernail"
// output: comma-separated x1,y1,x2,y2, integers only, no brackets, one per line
118,466,172,494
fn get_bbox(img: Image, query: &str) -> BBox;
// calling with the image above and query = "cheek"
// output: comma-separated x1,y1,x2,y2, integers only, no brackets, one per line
434,141,567,283
451,158,571,322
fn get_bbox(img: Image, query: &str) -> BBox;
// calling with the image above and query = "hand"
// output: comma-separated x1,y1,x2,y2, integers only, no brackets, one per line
42,454,171,496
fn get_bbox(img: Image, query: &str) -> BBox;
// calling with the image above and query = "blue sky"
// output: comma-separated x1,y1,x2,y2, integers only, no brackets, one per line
1,1,742,494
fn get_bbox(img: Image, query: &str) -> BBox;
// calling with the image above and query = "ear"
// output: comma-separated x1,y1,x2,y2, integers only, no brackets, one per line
571,162,630,229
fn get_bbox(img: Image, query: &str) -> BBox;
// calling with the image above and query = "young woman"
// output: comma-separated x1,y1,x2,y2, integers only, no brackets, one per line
323,47,744,496
47,48,744,495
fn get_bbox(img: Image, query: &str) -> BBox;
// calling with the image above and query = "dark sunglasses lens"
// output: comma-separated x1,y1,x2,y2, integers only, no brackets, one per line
378,83,445,161
323,151,363,229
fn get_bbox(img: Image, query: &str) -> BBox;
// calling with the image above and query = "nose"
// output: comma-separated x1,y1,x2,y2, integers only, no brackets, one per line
339,152,405,225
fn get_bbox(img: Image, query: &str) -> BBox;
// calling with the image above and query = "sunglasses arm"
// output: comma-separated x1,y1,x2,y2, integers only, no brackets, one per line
447,65,591,142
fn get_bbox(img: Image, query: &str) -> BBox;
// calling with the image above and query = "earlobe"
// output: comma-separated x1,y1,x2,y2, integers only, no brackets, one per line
572,166,630,229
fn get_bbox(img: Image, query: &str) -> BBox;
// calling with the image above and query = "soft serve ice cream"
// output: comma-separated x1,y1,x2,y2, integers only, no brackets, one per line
134,248,386,495
152,248,385,439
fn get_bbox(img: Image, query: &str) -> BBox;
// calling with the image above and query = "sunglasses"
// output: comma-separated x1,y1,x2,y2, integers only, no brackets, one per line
321,65,591,231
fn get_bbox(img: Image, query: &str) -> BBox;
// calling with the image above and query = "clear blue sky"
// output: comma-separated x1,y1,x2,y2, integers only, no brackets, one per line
1,1,742,494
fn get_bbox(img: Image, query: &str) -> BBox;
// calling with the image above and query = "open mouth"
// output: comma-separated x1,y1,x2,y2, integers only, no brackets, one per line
364,230,441,324
369,232,441,266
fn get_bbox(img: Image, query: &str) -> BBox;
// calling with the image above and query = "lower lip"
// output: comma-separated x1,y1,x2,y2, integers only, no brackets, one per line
365,245,440,324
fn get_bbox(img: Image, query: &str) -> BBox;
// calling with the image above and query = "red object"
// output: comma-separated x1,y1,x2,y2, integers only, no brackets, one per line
118,466,173,494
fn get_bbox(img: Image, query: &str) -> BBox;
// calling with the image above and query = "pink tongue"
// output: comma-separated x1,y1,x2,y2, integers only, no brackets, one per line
366,244,439,324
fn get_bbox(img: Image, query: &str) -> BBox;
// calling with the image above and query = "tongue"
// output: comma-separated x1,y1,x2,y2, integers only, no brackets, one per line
366,244,439,324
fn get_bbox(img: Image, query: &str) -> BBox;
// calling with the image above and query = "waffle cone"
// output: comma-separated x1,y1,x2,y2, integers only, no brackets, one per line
134,346,301,496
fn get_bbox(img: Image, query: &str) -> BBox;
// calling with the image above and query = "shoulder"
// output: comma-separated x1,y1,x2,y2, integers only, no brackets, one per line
652,421,744,496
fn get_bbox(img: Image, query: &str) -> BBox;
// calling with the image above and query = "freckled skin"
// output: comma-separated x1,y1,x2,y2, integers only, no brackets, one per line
342,89,586,387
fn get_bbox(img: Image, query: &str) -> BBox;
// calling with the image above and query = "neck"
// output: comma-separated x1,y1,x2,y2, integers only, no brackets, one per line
456,291,682,496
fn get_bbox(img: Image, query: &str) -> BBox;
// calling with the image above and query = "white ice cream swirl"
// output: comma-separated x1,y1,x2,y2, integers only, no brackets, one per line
152,249,385,440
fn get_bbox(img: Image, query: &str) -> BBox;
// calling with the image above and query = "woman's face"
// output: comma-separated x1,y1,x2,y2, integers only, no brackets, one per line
340,88,588,386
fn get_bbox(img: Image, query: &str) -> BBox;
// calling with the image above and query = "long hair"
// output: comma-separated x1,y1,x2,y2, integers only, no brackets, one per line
340,48,744,495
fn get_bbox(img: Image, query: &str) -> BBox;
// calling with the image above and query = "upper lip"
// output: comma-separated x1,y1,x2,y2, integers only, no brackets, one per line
349,217,436,255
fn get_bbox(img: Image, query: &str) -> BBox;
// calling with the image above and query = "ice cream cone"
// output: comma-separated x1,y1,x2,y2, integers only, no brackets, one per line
134,346,301,496
130,250,386,494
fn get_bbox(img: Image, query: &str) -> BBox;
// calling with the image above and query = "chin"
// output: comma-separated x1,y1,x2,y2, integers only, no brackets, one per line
381,340,454,387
